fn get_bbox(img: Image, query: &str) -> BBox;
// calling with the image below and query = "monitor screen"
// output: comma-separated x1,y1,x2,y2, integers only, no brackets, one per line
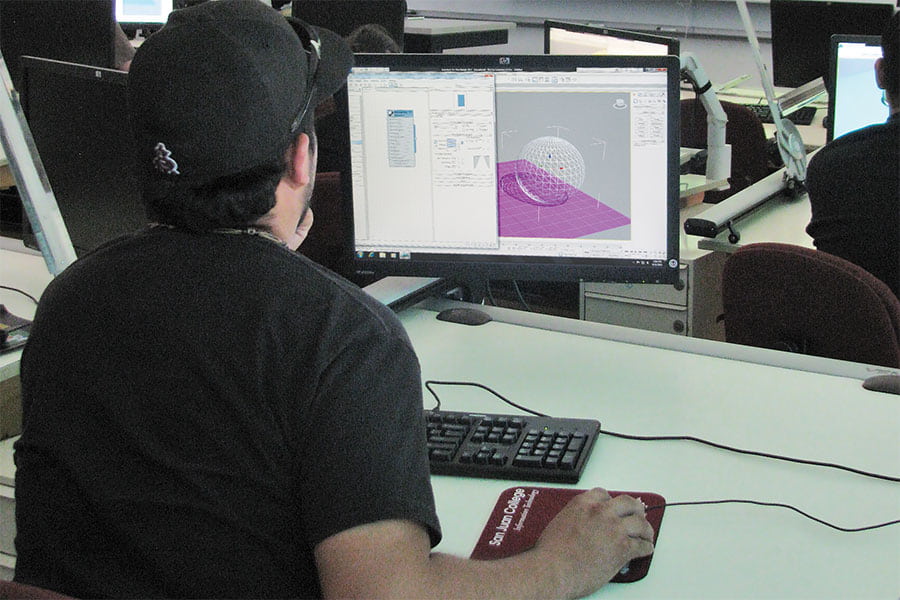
0,0,115,91
544,20,679,57
343,54,681,287
827,34,887,141
770,0,893,89
115,0,174,27
20,56,146,256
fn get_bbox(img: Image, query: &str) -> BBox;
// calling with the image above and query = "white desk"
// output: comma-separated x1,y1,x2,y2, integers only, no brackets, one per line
1,250,898,596
0,240,49,383
403,300,900,599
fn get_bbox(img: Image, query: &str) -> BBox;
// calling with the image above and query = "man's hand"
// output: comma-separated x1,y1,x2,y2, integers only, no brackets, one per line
314,488,654,600
531,488,655,598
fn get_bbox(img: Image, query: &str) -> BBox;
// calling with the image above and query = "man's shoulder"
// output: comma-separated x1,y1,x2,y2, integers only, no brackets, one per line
816,119,899,158
809,120,898,176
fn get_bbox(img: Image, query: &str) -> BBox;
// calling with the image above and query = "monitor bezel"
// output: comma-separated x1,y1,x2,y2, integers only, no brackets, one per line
543,20,680,57
342,53,682,286
0,0,116,91
826,33,883,143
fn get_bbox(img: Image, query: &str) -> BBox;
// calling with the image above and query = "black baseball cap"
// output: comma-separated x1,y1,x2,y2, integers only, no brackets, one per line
128,0,354,186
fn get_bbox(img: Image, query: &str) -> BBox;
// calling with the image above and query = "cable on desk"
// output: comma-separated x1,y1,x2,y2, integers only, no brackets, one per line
423,380,546,416
643,499,900,533
599,429,900,484
0,285,39,305
423,380,900,483
423,380,900,533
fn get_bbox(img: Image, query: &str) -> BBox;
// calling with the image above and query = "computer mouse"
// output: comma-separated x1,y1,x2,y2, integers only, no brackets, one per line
862,374,900,395
435,307,492,326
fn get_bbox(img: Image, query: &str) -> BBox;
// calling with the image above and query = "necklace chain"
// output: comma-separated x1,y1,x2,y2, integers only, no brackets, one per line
149,223,286,247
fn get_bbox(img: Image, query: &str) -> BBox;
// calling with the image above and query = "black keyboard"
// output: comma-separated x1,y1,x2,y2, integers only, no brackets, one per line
425,409,600,483
747,103,817,126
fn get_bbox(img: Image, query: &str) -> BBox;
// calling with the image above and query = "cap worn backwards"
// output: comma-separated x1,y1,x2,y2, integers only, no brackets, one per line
128,0,353,186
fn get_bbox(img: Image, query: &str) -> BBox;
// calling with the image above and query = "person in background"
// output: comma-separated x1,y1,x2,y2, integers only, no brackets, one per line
113,23,136,70
346,22,402,53
13,1,654,598
805,9,899,298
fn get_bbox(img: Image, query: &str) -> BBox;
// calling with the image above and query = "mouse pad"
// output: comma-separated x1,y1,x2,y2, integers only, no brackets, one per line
469,487,665,583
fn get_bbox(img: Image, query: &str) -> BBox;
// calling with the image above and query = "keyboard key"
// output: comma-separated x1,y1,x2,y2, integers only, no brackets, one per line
425,409,600,483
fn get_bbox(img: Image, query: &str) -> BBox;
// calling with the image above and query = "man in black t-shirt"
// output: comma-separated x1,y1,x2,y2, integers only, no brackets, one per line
14,2,654,598
806,11,899,298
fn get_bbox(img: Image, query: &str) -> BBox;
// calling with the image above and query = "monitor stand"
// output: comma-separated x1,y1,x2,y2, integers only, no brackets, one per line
362,275,489,312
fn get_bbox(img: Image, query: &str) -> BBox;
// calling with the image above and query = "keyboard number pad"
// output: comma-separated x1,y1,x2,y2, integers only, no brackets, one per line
514,428,587,471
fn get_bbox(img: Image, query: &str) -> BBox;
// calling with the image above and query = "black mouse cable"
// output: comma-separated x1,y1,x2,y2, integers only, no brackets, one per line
641,499,899,533
423,381,900,533
598,428,900,484
0,285,39,304
422,380,900,483
424,380,545,416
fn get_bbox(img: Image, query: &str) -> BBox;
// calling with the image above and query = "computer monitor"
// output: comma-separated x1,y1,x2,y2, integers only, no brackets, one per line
544,20,679,57
115,0,174,32
827,34,887,142
20,56,146,256
342,53,681,291
769,0,893,89
0,0,115,91
291,0,407,51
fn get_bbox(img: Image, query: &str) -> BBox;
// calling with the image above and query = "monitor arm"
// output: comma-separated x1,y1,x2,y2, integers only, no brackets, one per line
681,52,732,190
735,0,807,194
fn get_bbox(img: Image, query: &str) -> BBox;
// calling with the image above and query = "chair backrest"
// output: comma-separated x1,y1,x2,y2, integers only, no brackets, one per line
0,580,74,600
681,98,770,204
722,242,900,368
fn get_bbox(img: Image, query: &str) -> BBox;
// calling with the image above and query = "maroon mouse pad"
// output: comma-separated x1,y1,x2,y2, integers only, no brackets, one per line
469,487,665,583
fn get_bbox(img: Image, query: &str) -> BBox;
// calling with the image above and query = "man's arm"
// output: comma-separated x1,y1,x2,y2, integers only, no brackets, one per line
314,488,654,600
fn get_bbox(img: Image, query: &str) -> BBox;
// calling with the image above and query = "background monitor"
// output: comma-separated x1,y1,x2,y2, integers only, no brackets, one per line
769,0,893,89
0,0,115,91
342,53,681,290
115,0,174,33
291,0,407,51
544,20,679,57
827,34,887,141
20,56,146,256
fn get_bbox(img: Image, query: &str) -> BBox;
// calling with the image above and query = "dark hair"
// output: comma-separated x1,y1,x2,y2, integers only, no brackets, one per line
144,117,317,232
882,10,899,97
346,23,401,53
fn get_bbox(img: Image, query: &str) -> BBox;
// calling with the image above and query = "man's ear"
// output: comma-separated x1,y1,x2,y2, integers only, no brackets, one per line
875,57,887,90
288,133,313,187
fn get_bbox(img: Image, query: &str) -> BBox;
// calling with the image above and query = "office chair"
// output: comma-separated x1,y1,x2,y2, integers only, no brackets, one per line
681,98,770,204
0,580,74,599
721,242,900,368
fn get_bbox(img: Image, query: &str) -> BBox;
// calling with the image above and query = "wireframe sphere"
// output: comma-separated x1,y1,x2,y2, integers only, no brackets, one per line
515,136,586,206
